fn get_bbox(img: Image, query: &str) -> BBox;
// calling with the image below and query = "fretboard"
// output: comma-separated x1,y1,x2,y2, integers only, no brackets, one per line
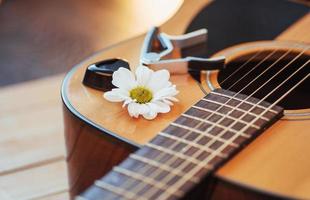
78,89,283,200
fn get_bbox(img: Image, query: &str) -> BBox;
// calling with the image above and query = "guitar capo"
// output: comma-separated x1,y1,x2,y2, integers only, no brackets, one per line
140,27,226,82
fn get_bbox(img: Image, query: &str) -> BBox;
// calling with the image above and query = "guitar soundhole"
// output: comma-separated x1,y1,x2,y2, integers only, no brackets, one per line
218,50,310,110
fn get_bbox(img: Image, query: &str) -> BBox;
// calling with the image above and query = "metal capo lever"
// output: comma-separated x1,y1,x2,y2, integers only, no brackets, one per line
140,27,226,74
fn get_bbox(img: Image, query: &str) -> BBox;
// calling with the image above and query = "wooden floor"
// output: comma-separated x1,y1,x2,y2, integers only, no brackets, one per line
0,1,182,199
0,75,68,199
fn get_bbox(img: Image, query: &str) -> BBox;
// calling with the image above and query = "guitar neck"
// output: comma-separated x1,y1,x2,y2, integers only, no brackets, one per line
78,89,283,200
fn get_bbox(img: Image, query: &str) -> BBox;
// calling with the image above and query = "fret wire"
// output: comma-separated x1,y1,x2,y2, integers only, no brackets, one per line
112,92,250,199
154,48,286,200
94,180,140,200
143,90,282,199
79,41,306,200
146,143,214,169
210,91,278,114
114,61,288,199
114,120,217,200
128,117,233,200
181,113,252,138
157,62,304,199
136,108,248,198
160,63,308,198
128,97,261,199
201,98,269,121
114,137,210,200
171,122,240,147
112,48,305,199
113,166,184,198
121,45,306,198
156,93,284,200
142,121,245,198
191,105,260,129
129,154,200,183
159,131,228,158
153,42,306,200
110,125,215,199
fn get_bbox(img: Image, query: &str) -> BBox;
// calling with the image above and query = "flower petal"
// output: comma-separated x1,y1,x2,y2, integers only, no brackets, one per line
151,101,171,113
127,102,140,118
103,89,129,102
136,65,153,86
153,85,179,101
139,104,150,114
112,67,137,90
142,111,157,120
162,99,174,106
164,96,179,102
142,104,158,120
122,99,134,107
147,69,170,92
104,65,179,120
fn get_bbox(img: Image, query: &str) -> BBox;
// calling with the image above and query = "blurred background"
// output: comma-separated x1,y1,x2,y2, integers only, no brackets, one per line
0,0,182,199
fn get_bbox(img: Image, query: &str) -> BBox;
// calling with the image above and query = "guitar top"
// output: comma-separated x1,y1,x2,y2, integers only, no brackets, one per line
61,0,310,199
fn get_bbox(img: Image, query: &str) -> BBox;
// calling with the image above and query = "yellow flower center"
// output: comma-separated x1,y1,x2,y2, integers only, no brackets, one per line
130,87,153,104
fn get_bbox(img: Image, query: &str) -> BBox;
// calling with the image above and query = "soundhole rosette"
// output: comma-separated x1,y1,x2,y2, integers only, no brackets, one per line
204,41,310,120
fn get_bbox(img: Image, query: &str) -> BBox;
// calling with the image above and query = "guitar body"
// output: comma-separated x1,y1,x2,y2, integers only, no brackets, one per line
61,0,310,199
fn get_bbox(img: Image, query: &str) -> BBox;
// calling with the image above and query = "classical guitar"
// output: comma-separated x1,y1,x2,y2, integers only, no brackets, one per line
61,0,310,199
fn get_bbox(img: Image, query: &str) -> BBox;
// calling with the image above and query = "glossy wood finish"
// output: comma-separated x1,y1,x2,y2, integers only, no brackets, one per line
63,104,137,199
63,0,212,146
62,1,310,199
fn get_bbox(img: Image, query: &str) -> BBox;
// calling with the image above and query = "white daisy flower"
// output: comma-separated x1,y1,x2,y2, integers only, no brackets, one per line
103,65,179,120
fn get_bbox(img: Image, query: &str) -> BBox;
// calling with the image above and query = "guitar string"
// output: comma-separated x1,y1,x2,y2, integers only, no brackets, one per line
232,51,308,105
198,48,274,95
218,50,263,85
113,45,304,197
218,25,310,86
87,20,310,199
135,48,308,198
225,48,278,90
100,45,308,200
100,52,306,200
100,64,310,199
157,69,310,200
140,53,309,199
105,25,310,199
120,49,286,197
226,47,303,91
99,46,280,200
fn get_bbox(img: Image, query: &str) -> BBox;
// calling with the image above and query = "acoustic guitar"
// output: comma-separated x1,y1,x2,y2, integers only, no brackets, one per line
61,0,310,199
